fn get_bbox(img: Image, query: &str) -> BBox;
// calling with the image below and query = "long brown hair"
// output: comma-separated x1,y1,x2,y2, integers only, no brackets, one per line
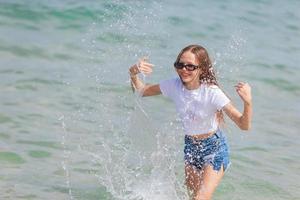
175,44,226,126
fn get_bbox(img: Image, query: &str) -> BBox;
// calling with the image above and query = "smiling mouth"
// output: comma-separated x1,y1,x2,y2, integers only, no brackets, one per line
180,73,190,78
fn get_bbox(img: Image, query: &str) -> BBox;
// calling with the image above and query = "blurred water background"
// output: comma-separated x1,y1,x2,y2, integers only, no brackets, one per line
0,0,300,199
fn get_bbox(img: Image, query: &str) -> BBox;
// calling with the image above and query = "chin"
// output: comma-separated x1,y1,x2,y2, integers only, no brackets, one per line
179,76,192,83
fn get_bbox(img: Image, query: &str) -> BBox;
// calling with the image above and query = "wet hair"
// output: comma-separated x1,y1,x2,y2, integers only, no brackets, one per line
175,44,226,126
175,44,219,86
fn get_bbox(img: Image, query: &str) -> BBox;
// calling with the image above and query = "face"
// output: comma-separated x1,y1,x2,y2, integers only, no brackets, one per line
175,51,202,84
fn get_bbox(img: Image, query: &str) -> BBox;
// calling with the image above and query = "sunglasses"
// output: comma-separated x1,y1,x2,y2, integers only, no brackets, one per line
174,62,200,71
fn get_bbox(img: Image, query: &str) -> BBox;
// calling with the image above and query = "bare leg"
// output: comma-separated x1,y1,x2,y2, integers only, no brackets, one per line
185,164,225,200
185,164,203,199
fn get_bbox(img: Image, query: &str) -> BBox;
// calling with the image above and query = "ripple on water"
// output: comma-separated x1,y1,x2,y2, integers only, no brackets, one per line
96,32,127,44
0,133,10,139
0,114,13,124
13,78,63,91
16,194,37,199
0,152,25,164
16,78,62,85
15,84,37,91
286,24,299,31
168,16,193,26
261,78,300,93
51,185,112,200
0,43,76,61
73,186,112,200
16,140,61,150
238,146,268,152
231,153,262,167
0,69,24,74
28,150,51,158
0,44,49,59
240,177,292,199
0,3,47,22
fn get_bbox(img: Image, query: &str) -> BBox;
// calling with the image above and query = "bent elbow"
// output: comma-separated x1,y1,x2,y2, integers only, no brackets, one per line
141,90,149,97
240,124,251,131
137,88,147,97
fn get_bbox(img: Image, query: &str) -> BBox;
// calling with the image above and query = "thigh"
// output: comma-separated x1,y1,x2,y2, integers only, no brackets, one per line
196,164,225,200
185,164,202,194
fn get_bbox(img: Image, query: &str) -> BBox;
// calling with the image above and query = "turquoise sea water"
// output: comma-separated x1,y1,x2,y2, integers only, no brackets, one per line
0,0,300,199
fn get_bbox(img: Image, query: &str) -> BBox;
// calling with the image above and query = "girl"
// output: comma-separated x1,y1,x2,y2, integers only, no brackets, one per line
128,45,252,200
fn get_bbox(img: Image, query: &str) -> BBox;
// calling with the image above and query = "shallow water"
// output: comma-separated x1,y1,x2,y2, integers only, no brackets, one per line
1,0,300,199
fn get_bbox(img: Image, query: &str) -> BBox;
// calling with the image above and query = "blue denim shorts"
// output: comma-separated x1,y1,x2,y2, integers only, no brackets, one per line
184,129,230,172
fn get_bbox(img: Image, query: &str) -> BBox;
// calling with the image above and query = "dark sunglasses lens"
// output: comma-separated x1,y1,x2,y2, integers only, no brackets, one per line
174,62,198,71
186,64,197,71
174,62,184,69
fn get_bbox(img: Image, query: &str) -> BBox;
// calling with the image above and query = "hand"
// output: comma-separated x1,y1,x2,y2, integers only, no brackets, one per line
235,82,252,105
129,57,154,76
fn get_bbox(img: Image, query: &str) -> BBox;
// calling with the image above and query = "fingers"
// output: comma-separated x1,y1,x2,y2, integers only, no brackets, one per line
234,82,250,95
234,82,252,104
139,65,153,74
138,63,154,74
137,57,154,75
140,56,149,62
129,56,154,76
234,81,246,87
234,82,250,90
138,59,154,68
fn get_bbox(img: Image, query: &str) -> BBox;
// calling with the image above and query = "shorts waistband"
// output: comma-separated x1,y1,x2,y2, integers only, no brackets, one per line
185,129,221,141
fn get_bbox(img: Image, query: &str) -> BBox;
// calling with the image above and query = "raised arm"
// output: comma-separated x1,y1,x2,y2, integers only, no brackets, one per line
129,57,162,97
223,82,252,130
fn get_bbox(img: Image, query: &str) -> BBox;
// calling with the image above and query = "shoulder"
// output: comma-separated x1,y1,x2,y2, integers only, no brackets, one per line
208,84,219,89
168,76,181,83
160,77,181,86
203,84,227,98
159,76,181,97
202,84,221,92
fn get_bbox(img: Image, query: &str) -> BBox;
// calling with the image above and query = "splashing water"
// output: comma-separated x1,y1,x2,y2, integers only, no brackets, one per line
59,115,74,200
59,1,190,199
213,30,247,82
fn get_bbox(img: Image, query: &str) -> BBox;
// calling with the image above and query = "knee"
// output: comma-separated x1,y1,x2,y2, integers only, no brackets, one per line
194,194,212,200
194,189,212,200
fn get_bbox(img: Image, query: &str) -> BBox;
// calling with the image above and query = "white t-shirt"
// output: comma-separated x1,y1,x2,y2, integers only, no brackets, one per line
159,77,230,135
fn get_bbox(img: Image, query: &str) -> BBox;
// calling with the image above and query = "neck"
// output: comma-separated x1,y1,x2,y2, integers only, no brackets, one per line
184,80,200,90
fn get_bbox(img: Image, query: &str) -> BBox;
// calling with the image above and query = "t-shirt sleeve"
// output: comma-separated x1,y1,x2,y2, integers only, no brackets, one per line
159,78,176,99
211,87,231,111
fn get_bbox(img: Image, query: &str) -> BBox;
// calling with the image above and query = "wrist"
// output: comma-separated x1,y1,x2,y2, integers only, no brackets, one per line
129,69,138,79
129,72,137,79
244,100,252,106
129,64,140,75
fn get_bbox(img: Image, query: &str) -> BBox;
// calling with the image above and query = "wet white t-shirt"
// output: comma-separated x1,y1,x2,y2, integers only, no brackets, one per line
159,77,230,135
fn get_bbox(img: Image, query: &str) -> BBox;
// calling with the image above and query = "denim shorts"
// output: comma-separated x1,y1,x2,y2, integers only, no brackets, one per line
184,129,230,172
